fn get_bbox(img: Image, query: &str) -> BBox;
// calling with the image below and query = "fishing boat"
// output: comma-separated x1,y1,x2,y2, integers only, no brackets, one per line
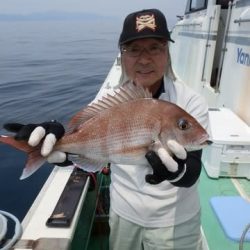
169,0,250,249
1,0,250,249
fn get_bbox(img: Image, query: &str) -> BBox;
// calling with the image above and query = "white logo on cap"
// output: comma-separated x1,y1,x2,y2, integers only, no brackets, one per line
136,14,156,32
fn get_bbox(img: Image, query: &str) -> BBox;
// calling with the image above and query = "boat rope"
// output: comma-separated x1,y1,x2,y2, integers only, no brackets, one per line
0,210,22,250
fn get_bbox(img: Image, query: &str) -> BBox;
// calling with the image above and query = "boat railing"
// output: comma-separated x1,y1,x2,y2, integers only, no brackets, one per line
201,15,214,82
214,0,233,92
175,22,202,27
234,18,250,24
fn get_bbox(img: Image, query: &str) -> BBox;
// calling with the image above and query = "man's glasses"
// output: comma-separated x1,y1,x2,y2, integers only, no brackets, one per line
121,43,167,57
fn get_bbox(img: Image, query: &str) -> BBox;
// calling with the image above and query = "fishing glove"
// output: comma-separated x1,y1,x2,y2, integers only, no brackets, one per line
145,140,187,185
3,121,71,165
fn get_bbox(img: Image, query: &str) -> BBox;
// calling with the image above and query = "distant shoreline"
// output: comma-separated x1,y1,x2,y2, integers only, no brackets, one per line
0,12,118,21
0,11,176,28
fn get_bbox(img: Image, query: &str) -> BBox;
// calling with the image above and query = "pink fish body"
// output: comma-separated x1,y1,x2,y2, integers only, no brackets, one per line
0,84,209,179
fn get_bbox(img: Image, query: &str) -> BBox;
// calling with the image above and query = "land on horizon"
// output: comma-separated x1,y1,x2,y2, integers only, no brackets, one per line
0,11,118,21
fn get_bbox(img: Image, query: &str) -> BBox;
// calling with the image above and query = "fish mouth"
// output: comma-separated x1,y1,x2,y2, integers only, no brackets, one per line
185,137,213,151
199,139,213,146
204,140,213,145
197,134,212,145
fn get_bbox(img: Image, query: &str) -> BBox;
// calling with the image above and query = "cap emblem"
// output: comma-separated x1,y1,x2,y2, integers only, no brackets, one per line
136,14,156,32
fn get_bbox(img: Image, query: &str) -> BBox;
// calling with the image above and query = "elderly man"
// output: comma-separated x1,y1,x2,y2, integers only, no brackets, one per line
5,9,208,250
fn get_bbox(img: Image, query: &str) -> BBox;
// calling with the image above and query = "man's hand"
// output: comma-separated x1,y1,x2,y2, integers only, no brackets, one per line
4,121,70,165
145,140,187,185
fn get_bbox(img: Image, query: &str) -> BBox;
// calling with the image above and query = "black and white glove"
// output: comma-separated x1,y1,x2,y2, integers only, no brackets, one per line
145,140,203,187
4,121,71,165
145,140,187,185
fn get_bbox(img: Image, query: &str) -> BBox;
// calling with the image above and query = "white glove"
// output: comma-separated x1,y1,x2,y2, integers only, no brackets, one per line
29,127,67,164
4,121,68,164
159,140,186,172
151,140,186,172
145,140,187,185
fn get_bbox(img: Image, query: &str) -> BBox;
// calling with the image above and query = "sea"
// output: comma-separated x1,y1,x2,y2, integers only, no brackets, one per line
0,19,120,234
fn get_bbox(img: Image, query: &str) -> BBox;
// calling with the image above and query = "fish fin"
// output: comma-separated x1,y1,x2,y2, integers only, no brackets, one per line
68,154,105,172
0,135,46,180
20,152,47,180
67,83,152,132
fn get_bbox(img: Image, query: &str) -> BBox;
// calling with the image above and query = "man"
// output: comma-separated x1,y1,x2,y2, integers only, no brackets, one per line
5,9,208,250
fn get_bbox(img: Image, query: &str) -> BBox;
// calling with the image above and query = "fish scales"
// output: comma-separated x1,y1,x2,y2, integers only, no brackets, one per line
55,99,161,165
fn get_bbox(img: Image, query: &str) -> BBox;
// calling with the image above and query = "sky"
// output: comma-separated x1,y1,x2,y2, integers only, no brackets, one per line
0,0,187,27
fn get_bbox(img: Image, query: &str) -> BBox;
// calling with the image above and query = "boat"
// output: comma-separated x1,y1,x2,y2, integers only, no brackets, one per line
170,0,250,249
1,0,250,249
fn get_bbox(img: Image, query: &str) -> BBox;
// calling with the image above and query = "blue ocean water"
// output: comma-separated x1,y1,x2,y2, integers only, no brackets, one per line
0,20,120,224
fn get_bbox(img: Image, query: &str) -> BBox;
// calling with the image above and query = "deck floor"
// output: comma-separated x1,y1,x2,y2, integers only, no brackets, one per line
72,169,250,250
199,167,250,250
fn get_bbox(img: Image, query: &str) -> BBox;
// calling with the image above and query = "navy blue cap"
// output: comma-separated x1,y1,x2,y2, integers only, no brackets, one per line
119,9,174,45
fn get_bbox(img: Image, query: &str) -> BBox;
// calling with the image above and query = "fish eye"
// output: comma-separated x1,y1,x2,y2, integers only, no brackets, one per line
177,118,190,130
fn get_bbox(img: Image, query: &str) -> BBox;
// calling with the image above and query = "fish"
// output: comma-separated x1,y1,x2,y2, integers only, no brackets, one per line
0,83,210,180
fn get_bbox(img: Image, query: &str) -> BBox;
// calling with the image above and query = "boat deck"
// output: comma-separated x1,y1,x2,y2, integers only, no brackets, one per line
71,173,110,250
199,167,250,250
70,167,250,250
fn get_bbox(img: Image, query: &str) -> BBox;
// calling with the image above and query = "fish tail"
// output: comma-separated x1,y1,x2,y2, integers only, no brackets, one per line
0,135,34,153
0,135,46,180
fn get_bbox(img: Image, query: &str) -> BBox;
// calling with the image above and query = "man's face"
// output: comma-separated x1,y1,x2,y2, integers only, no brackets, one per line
121,38,168,88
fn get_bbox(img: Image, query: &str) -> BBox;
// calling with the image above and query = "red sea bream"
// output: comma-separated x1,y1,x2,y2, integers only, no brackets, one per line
0,84,210,179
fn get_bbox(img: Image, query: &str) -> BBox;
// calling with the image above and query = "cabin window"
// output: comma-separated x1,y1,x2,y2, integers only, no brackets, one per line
185,0,207,13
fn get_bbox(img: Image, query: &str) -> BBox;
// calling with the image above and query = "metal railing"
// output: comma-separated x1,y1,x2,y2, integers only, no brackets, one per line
214,1,233,93
234,18,250,24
